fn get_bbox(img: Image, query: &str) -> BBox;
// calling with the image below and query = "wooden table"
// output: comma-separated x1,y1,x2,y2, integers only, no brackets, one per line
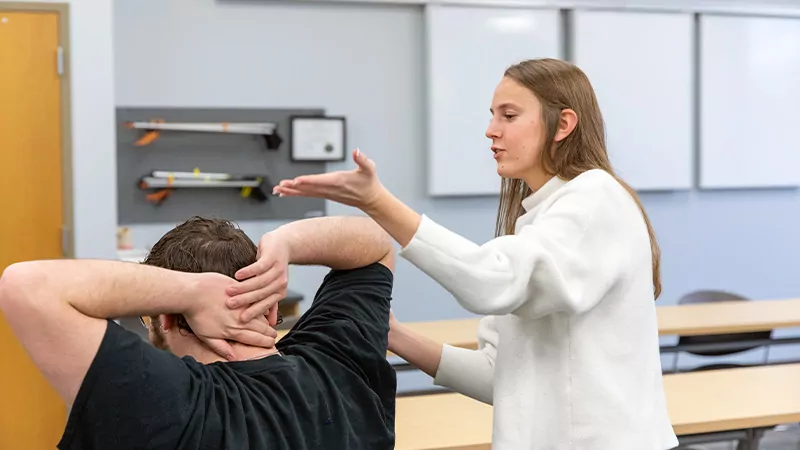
394,363,800,450
656,298,800,336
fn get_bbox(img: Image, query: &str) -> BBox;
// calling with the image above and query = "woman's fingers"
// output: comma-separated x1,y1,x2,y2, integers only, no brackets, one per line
293,172,341,187
274,186,308,197
274,173,343,194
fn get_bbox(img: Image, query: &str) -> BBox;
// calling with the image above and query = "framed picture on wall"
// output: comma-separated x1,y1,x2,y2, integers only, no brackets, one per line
289,116,347,162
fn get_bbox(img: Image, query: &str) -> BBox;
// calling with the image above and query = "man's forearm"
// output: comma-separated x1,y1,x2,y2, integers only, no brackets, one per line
0,260,198,320
269,216,393,269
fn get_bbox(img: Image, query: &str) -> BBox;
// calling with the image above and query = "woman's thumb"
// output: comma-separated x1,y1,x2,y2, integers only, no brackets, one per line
353,148,375,173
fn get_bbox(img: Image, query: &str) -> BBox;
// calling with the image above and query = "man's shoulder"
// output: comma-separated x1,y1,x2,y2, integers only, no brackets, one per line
60,323,306,450
323,262,393,283
58,321,204,450
317,262,393,299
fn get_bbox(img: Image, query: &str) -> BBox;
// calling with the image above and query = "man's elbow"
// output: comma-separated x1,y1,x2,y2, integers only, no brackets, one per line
376,229,396,272
0,262,37,313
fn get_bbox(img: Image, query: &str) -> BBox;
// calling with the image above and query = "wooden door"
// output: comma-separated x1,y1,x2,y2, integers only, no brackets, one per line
0,10,67,449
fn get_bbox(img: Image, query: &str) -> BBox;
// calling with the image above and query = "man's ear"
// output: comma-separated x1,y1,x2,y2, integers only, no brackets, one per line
159,314,177,331
554,108,578,142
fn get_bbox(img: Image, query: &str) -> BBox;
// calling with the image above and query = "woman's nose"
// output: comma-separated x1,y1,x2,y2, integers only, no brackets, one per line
485,121,501,139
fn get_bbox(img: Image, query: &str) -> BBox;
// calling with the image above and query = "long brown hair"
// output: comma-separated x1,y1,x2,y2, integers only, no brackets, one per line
496,58,661,300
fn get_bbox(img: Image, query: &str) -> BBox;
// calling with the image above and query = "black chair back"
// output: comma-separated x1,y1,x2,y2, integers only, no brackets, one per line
676,290,772,358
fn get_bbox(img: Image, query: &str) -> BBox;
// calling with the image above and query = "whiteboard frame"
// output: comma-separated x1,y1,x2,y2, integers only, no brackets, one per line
697,13,800,189
285,0,800,18
425,3,565,196
570,9,695,191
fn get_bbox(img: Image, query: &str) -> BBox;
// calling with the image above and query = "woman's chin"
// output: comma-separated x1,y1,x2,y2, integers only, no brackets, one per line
496,164,518,178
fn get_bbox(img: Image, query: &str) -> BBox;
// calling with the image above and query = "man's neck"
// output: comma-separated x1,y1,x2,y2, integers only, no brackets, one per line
229,344,280,363
178,341,280,364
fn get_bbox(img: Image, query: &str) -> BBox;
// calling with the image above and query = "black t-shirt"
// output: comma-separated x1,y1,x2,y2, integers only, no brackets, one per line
57,262,396,450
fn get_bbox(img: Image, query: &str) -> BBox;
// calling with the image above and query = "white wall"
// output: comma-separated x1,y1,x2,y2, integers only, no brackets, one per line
31,0,118,259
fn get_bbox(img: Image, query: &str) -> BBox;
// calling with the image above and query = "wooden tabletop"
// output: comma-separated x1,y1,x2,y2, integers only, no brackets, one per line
656,298,800,336
666,363,800,435
276,297,800,350
395,393,492,450
394,363,800,450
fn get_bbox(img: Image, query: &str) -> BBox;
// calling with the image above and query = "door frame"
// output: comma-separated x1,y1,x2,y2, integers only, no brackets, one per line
0,2,74,258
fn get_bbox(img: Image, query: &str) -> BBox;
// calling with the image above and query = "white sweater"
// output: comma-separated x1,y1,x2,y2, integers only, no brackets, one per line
399,169,678,450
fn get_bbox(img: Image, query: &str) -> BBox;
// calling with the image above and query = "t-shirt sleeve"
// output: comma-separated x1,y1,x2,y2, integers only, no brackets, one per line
277,262,393,382
57,320,203,450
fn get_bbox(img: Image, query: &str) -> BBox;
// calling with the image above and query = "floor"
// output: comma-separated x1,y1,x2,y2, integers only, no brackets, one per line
689,425,800,449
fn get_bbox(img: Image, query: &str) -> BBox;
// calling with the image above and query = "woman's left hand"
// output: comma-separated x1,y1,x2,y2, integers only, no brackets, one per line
273,148,384,210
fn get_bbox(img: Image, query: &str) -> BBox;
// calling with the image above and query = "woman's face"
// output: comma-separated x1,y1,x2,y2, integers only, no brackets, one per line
485,76,547,188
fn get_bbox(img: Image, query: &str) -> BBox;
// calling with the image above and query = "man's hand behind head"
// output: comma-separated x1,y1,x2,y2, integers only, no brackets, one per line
227,232,290,324
183,272,279,361
224,216,394,323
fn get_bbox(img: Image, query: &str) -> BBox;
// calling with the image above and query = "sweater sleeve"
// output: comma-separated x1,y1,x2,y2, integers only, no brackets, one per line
399,190,622,318
433,315,498,405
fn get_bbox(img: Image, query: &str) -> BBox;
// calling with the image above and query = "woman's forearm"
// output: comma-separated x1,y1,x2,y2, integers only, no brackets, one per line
388,322,443,378
363,187,422,248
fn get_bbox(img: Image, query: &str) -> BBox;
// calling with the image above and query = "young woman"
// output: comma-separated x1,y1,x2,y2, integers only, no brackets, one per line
242,58,678,449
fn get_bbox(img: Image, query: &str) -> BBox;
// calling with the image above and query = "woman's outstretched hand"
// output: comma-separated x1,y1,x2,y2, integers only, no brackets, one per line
274,146,422,248
273,148,384,210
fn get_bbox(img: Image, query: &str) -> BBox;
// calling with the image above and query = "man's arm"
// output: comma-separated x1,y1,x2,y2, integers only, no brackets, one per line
270,215,394,270
229,216,394,320
0,262,254,406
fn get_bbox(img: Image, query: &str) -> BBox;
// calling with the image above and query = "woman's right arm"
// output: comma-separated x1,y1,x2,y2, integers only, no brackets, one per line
390,315,498,405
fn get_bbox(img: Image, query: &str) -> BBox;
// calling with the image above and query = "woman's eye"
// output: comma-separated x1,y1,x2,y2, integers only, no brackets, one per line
504,114,516,120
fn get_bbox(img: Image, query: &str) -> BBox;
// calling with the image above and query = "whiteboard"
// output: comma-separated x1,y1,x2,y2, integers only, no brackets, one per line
425,5,563,196
699,14,800,189
572,10,695,191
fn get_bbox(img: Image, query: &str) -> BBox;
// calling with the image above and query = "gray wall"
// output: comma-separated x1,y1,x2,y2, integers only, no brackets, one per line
113,0,800,381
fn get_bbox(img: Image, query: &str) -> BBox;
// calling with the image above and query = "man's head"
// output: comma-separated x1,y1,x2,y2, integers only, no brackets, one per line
141,216,257,355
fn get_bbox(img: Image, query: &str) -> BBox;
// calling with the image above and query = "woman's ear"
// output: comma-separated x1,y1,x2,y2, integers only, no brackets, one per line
554,108,578,142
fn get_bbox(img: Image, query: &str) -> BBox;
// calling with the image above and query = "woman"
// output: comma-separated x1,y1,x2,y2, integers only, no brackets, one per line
237,58,678,449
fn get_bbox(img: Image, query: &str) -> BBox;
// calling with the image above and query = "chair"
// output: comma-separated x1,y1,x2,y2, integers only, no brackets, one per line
671,290,774,450
671,290,773,374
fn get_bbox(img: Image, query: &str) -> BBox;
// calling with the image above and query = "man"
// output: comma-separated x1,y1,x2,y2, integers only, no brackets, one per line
0,215,397,449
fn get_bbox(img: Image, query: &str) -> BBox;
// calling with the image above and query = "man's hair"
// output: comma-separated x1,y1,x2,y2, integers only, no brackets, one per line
142,216,257,334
